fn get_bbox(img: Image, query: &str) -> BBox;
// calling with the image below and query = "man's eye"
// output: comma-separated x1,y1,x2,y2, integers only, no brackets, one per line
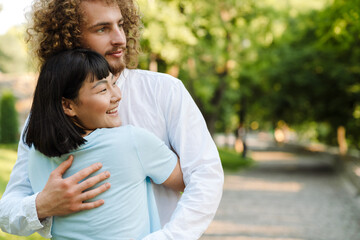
97,28,105,33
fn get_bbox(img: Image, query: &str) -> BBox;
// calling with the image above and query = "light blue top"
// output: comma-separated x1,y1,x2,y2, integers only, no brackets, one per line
28,125,177,240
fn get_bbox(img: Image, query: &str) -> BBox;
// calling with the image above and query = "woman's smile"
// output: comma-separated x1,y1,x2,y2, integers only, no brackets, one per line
68,73,122,132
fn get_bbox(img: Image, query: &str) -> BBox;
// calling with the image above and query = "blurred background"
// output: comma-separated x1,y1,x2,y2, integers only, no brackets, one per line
0,0,360,239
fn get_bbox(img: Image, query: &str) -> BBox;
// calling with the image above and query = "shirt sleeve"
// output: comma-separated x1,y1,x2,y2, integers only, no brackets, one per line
131,127,177,184
0,123,52,238
142,79,224,240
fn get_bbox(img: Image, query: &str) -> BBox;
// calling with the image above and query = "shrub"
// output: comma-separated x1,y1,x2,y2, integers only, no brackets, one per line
0,91,19,143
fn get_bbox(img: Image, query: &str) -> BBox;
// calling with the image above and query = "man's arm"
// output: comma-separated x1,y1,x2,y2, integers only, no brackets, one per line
143,80,224,239
0,126,111,237
0,139,46,236
35,156,111,219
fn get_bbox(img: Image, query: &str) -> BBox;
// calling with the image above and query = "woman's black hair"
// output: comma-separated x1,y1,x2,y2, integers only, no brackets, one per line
24,49,111,157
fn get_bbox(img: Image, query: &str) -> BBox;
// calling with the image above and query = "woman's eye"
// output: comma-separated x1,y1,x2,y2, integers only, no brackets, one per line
100,88,107,93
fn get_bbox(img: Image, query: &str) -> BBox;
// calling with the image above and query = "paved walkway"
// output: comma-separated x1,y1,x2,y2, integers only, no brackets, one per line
201,136,360,240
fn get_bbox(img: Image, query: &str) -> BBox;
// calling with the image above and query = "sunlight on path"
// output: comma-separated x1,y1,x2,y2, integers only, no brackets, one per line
205,220,302,239
224,175,302,193
201,145,360,240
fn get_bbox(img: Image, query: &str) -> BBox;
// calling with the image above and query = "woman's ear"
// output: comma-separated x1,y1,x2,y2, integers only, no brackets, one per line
62,98,76,117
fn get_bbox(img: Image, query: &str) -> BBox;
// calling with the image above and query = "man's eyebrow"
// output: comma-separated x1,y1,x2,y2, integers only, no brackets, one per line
89,22,110,30
91,79,108,89
89,18,124,29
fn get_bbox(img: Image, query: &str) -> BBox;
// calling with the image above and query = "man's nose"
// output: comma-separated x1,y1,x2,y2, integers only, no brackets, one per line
111,26,126,46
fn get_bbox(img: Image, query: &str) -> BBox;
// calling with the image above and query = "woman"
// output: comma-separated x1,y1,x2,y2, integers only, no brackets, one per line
24,49,184,240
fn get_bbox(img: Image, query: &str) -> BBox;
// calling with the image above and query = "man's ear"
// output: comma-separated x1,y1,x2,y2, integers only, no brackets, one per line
62,98,76,117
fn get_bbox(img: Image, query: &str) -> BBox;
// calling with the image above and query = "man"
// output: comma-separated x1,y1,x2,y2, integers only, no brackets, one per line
0,0,224,239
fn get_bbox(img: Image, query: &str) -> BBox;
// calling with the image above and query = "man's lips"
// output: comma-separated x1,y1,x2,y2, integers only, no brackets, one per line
106,49,124,58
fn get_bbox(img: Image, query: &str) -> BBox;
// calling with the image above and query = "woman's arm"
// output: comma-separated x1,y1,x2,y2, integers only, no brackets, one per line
162,158,185,192
131,126,184,192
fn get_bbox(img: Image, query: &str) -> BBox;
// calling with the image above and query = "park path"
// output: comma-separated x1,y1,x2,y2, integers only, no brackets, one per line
201,134,360,240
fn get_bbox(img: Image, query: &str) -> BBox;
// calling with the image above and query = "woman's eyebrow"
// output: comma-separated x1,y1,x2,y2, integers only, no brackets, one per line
91,79,108,89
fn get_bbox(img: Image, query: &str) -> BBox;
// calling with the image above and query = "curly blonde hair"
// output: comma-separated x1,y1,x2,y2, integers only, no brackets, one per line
27,0,141,69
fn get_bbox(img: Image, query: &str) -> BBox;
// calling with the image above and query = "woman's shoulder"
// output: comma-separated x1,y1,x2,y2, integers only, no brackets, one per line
83,126,159,148
91,125,151,138
90,125,133,137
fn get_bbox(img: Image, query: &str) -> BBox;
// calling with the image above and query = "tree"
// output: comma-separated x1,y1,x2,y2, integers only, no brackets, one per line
137,0,360,154
0,26,33,73
138,0,279,134
256,0,360,152
0,91,19,143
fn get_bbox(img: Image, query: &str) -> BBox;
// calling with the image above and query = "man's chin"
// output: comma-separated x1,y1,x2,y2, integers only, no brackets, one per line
106,56,126,75
110,63,126,75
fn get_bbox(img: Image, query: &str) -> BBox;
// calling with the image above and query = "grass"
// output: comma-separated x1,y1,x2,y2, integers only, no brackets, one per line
0,232,46,240
0,145,251,239
0,143,18,151
218,147,254,172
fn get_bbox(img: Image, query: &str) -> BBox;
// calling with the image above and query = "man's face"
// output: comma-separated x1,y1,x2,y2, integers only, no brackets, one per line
80,1,127,74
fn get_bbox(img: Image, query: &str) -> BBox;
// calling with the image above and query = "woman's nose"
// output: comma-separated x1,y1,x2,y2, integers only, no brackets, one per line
111,87,122,103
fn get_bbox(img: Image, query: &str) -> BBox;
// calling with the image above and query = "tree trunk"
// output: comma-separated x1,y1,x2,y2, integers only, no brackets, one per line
235,97,247,157
337,125,348,155
149,53,158,72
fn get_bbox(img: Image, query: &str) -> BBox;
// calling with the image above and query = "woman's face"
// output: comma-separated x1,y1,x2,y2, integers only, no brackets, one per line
66,73,122,133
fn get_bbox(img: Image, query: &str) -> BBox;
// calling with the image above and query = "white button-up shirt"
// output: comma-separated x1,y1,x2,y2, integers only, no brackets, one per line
0,69,224,239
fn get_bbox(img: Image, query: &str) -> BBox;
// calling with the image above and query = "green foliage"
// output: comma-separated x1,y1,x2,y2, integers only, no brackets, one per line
138,0,282,133
253,0,360,147
0,4,34,73
137,0,360,148
0,91,19,143
0,26,34,73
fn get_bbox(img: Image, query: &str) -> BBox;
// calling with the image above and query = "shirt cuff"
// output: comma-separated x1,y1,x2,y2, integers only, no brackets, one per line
24,192,52,238
37,217,53,239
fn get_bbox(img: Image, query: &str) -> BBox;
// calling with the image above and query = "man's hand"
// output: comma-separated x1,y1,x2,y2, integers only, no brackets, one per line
35,155,111,220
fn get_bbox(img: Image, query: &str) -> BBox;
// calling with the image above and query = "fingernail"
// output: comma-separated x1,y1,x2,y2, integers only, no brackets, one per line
97,163,102,168
105,171,110,177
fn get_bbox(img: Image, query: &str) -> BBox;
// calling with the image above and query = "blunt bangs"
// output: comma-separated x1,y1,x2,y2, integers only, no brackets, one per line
86,51,112,83
24,49,112,157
